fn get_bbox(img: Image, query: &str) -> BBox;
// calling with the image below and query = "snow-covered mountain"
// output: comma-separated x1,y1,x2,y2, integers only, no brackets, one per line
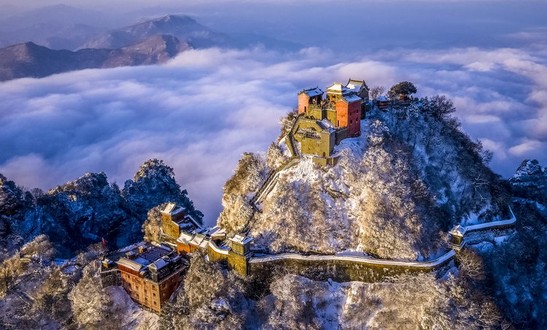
218,96,510,260
0,159,202,255
79,15,232,50
0,138,544,328
509,159,547,205
175,108,545,328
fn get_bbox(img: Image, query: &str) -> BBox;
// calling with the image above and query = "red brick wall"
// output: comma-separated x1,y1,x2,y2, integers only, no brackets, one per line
298,93,310,114
119,265,183,313
348,101,361,136
119,269,150,309
335,100,348,128
335,100,360,136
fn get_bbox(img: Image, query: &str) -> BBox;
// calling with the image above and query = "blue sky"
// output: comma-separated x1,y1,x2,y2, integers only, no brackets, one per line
0,1,546,225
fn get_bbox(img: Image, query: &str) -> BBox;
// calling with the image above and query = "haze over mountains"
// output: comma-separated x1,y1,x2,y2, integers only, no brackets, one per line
0,35,190,81
79,15,231,50
0,1,546,224
0,15,229,81
0,2,546,328
0,7,299,81
0,4,113,49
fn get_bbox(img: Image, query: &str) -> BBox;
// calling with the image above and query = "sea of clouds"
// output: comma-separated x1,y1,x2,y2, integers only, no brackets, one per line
1,43,546,225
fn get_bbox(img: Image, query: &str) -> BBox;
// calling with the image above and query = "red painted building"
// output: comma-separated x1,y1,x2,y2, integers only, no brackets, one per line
103,242,186,313
297,87,323,114
327,83,361,137
335,94,362,137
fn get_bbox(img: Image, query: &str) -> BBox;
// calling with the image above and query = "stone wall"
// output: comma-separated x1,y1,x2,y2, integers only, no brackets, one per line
207,241,229,263
294,118,335,158
248,257,448,283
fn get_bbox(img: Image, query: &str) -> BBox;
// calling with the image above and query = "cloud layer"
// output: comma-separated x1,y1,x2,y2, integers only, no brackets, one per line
1,45,546,225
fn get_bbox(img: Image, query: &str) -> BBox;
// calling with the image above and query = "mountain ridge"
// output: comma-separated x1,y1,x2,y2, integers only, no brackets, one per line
0,13,302,81
0,35,190,81
79,14,232,50
0,159,202,255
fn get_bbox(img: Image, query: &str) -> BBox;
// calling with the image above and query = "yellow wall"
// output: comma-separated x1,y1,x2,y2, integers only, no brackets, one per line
228,251,248,276
161,216,180,240
294,118,335,158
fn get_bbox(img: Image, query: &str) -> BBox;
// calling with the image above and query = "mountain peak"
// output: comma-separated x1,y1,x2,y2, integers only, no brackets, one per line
218,91,509,260
7,41,43,52
79,14,230,50
133,159,176,183
512,159,545,180
49,171,109,195
156,14,197,24
509,159,547,203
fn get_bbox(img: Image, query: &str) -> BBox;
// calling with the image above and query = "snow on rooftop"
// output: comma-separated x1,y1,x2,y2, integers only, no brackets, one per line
187,233,208,247
150,258,168,270
186,214,203,229
317,119,336,133
342,94,362,103
162,202,176,214
117,258,144,272
450,225,466,236
327,82,344,92
161,202,185,216
172,207,184,215
231,235,253,244
377,95,388,101
178,231,194,243
347,79,365,88
208,226,226,239
319,118,335,129
301,87,323,97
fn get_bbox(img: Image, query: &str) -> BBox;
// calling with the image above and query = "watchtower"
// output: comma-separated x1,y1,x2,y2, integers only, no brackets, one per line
161,203,186,241
448,225,467,250
228,235,253,276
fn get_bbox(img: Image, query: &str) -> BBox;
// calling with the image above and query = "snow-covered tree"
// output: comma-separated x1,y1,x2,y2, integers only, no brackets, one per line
160,253,251,330
387,81,417,99
142,203,167,243
218,152,267,233
70,262,106,327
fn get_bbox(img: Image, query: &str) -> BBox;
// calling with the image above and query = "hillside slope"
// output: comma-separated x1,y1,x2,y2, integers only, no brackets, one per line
218,97,509,260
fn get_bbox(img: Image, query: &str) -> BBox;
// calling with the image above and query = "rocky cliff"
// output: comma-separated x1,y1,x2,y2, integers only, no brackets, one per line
0,159,202,255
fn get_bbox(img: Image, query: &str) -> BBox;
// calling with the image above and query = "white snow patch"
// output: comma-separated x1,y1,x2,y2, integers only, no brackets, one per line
105,286,159,329
494,235,510,245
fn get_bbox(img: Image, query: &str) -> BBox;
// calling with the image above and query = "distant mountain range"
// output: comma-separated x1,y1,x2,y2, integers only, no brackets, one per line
80,14,232,50
0,13,299,81
0,34,189,81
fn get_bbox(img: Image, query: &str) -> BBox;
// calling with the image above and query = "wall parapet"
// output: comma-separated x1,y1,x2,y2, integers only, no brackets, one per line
249,250,455,270
162,205,517,282
462,207,516,233
207,240,230,263
245,206,516,282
